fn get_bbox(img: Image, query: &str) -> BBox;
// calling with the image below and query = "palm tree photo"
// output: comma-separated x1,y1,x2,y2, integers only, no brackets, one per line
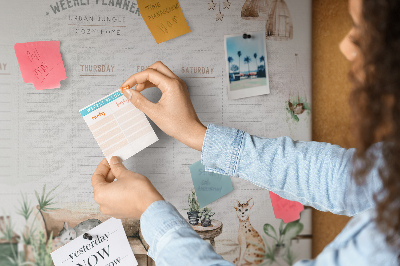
228,56,234,73
253,53,258,75
225,31,268,92
237,51,242,76
244,56,251,77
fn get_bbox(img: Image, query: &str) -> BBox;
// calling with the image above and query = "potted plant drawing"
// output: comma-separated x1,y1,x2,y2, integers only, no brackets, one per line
199,207,215,227
263,219,303,257
185,189,200,225
0,184,58,266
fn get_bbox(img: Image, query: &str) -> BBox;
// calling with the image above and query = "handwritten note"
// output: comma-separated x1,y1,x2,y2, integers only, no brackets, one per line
14,41,67,90
269,191,304,223
189,160,233,208
51,218,137,266
79,90,158,162
137,0,191,44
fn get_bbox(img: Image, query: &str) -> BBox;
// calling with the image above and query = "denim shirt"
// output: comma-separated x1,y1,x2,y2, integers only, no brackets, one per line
140,124,399,266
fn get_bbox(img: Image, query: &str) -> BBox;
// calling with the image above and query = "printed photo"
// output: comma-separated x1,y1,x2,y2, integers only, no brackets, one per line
225,31,270,100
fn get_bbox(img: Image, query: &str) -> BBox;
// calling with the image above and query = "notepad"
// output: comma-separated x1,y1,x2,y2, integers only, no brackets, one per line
79,90,158,162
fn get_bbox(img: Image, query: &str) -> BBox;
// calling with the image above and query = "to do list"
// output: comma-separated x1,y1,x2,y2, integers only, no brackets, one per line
79,90,158,162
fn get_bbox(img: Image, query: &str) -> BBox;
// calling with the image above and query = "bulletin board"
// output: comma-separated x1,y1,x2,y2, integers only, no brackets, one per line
0,0,312,265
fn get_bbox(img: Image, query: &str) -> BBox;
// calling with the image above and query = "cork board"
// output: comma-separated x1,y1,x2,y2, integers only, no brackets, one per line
312,0,353,257
0,1,314,265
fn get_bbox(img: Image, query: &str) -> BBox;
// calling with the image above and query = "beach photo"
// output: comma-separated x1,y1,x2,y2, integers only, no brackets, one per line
225,31,270,100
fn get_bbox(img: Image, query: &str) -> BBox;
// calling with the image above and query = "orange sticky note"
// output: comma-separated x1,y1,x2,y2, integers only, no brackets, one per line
137,0,191,44
269,191,304,223
14,41,66,90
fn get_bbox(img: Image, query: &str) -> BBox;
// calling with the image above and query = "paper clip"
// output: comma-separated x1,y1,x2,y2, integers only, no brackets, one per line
83,233,97,241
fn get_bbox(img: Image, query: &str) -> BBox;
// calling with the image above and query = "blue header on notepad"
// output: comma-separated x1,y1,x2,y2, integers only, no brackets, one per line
80,91,123,117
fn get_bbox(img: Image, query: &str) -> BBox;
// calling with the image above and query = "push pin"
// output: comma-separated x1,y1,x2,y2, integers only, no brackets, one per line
243,33,252,39
120,85,130,93
83,233,97,241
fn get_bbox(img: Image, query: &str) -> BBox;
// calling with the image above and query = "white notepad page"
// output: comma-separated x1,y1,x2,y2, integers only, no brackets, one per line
79,90,158,162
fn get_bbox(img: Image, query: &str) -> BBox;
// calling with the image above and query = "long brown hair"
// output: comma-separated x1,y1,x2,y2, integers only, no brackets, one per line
350,0,400,252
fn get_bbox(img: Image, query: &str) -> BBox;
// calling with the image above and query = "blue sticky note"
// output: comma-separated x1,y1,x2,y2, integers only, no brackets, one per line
189,160,233,208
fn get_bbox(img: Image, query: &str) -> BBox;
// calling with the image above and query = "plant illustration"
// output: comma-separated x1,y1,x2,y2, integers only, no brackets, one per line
0,184,59,266
264,220,303,247
186,189,200,213
185,189,202,225
282,245,296,266
1,215,30,266
256,236,279,266
285,97,311,122
199,207,215,222
286,54,311,123
257,220,303,266
35,184,59,213
33,232,53,266
18,193,36,247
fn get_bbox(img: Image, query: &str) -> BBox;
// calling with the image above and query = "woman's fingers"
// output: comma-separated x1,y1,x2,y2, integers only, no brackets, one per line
135,81,156,92
121,89,159,117
147,61,179,79
120,68,173,93
91,159,110,192
105,168,116,183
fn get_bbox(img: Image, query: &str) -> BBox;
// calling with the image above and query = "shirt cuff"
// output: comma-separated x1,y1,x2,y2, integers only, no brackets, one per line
140,200,191,259
201,124,245,176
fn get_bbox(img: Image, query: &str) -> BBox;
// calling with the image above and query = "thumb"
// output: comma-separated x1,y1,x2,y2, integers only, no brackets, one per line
91,159,111,189
122,89,155,116
109,156,129,178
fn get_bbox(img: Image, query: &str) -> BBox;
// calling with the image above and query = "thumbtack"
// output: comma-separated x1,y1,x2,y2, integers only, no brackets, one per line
243,33,252,39
83,233,97,241
120,85,130,93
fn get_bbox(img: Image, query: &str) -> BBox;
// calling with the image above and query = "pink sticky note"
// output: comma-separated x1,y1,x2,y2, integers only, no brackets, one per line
14,41,66,90
269,191,304,223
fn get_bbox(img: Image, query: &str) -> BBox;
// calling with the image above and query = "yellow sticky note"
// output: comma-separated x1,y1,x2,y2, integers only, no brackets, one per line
137,0,191,44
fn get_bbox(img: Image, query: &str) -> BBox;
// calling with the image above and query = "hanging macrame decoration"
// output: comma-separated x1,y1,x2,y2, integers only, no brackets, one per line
241,0,271,20
241,0,293,41
286,54,310,122
266,0,293,40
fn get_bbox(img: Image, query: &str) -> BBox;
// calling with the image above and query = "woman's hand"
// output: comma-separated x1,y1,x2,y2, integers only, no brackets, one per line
91,157,164,219
120,61,207,151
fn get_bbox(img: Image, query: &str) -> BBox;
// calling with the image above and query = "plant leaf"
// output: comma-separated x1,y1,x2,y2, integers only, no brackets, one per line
282,221,304,241
279,220,284,235
263,223,278,241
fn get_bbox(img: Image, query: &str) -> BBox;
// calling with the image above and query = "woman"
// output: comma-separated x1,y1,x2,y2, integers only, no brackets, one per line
91,0,400,264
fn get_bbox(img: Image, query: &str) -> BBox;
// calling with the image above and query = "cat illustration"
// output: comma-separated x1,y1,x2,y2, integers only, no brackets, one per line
52,219,101,251
233,198,265,266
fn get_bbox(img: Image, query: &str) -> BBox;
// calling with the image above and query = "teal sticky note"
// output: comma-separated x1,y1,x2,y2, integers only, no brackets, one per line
189,160,234,208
